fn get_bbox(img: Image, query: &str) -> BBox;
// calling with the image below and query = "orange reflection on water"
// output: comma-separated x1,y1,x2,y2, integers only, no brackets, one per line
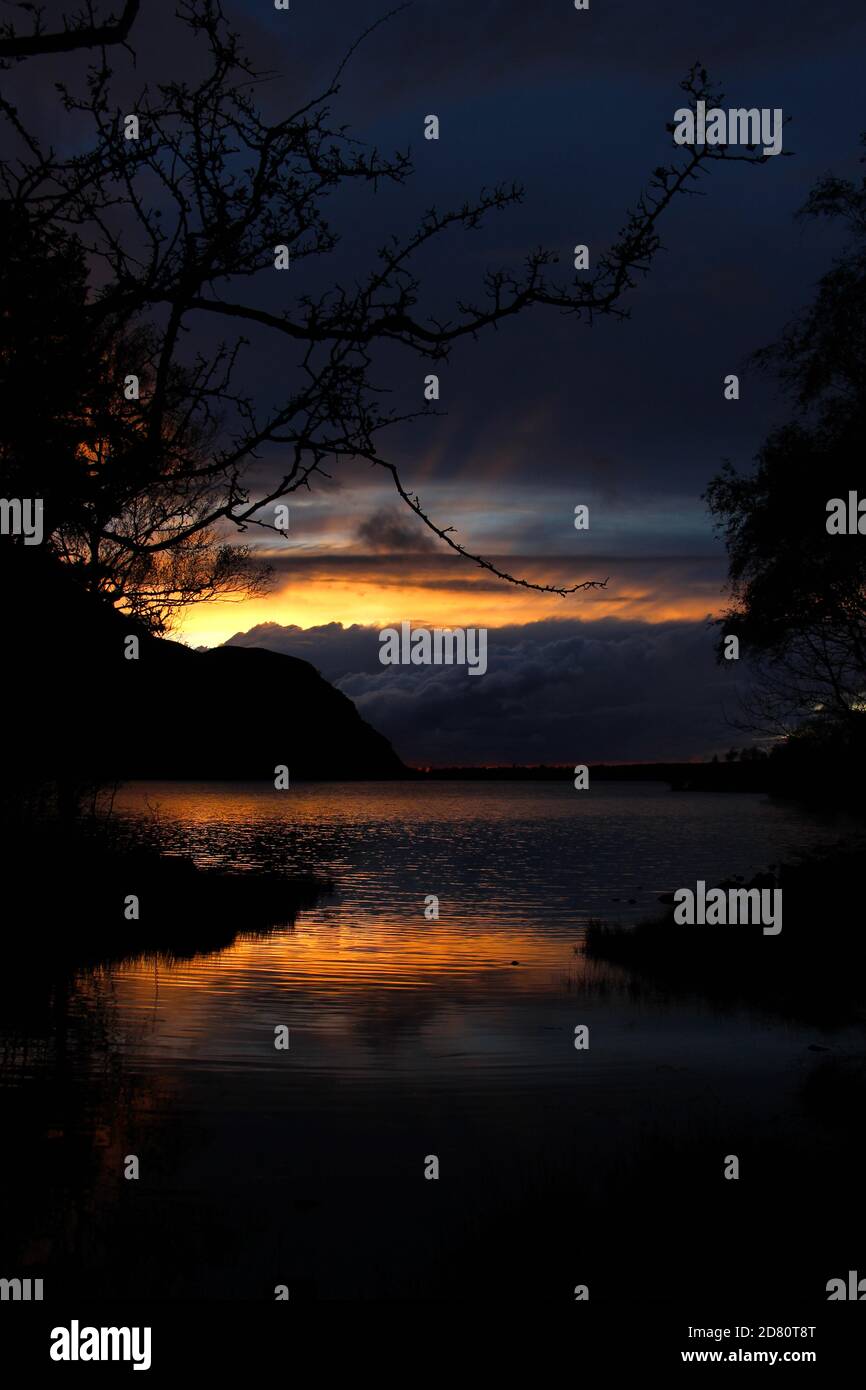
108,781,588,1056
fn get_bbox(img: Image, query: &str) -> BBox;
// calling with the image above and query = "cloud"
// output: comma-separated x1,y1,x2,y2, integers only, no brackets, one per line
225,616,748,764
355,507,436,553
226,620,380,681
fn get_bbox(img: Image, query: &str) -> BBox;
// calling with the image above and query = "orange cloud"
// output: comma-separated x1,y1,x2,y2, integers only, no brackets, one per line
176,553,724,647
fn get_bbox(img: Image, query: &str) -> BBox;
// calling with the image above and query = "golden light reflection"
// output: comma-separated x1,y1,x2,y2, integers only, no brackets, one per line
114,915,569,1011
109,781,584,1014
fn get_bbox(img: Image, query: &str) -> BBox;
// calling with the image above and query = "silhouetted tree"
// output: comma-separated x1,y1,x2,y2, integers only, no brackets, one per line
0,203,268,628
707,139,866,735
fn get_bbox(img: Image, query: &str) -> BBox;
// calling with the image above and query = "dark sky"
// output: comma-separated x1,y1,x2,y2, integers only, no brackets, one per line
11,0,866,762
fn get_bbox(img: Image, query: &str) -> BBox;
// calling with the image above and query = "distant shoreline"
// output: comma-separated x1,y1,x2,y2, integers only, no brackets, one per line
407,762,770,789
115,763,763,787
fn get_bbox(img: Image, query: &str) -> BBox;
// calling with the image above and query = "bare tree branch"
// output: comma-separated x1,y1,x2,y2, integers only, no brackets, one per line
0,4,774,627
0,0,140,59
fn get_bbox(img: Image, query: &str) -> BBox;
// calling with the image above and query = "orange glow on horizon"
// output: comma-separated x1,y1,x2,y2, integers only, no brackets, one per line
175,575,722,647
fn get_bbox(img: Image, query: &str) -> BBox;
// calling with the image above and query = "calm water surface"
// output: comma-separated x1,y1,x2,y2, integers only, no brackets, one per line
4,782,862,1300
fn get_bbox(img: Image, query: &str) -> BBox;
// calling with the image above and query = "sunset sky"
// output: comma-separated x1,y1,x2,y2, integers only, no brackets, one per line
154,0,866,763
23,0,866,763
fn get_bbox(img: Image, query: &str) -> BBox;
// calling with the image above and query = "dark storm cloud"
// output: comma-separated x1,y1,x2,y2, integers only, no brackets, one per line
224,615,746,764
355,507,436,552
340,617,747,765
226,620,380,680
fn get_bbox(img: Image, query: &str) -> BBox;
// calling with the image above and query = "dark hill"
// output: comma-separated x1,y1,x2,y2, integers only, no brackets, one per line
113,638,406,779
6,545,406,786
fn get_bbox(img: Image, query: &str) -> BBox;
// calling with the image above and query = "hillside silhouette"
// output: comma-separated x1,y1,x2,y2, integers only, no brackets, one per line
6,546,406,794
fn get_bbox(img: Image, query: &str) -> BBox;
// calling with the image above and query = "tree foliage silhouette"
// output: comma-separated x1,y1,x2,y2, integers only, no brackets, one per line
707,139,866,733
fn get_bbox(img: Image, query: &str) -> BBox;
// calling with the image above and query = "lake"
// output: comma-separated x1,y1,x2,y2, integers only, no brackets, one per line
2,781,862,1301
